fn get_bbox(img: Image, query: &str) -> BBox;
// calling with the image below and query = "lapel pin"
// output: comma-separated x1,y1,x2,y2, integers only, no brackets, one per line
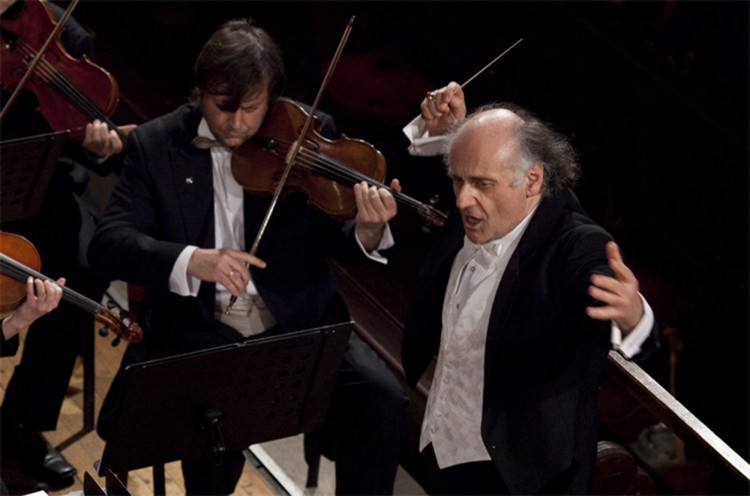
185,177,194,184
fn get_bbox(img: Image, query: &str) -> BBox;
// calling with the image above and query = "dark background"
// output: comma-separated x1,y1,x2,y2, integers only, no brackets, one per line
62,0,750,466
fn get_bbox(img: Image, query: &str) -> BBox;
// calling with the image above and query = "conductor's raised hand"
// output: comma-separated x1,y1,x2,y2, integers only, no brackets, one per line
421,81,466,136
586,241,644,334
187,248,267,297
353,178,400,252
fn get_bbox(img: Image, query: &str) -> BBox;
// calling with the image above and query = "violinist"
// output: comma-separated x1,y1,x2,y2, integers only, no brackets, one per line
0,0,131,487
400,83,659,494
89,18,407,495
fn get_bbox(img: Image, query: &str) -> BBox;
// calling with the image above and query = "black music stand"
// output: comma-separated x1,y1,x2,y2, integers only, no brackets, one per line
97,322,353,494
83,470,131,496
83,472,106,496
0,131,67,223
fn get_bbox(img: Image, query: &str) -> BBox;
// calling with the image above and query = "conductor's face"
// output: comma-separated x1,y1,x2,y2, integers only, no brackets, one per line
200,84,270,149
448,109,543,245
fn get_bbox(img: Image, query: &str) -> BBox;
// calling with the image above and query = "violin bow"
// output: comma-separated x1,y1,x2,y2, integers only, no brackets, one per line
0,0,80,123
226,16,356,313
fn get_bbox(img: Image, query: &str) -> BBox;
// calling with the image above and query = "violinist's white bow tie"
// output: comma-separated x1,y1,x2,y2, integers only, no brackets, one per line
192,136,227,150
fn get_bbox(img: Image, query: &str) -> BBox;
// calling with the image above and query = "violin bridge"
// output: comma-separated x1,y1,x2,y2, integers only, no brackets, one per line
285,138,301,165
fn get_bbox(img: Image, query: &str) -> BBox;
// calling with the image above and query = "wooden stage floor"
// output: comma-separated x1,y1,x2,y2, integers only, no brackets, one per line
0,285,425,496
0,313,278,496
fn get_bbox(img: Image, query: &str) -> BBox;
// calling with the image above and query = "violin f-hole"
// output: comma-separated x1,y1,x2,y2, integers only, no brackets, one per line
303,135,320,152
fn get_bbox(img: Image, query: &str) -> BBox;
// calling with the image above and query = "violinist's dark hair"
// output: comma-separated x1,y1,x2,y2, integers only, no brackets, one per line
192,18,286,108
443,102,580,196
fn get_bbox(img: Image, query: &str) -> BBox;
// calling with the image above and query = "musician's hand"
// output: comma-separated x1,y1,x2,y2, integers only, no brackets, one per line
354,178,400,252
83,120,137,158
187,248,267,297
586,242,644,334
3,277,65,339
421,81,466,136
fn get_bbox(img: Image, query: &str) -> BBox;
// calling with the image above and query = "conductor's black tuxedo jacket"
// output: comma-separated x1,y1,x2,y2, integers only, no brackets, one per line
402,189,658,495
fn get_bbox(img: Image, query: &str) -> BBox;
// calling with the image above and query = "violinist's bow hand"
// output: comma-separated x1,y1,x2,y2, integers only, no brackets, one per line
187,247,267,298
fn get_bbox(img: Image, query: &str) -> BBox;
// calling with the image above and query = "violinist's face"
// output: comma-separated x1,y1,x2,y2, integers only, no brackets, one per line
448,110,543,245
199,85,270,149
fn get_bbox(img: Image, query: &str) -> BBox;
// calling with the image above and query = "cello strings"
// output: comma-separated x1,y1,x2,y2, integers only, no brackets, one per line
0,253,100,313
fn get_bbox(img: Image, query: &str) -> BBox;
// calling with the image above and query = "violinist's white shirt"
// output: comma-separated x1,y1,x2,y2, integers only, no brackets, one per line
168,118,394,336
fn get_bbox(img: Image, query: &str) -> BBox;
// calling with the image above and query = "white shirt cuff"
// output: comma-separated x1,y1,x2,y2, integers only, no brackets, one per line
355,223,394,265
610,293,654,358
169,245,201,296
402,116,449,157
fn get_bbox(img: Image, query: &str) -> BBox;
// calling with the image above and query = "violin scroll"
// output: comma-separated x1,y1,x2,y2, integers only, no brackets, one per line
96,306,143,346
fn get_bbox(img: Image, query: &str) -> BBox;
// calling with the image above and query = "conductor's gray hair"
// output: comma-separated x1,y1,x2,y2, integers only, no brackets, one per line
442,102,580,195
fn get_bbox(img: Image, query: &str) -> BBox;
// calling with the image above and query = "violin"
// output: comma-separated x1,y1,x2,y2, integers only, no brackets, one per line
0,231,143,345
226,18,445,313
0,0,125,142
231,98,447,228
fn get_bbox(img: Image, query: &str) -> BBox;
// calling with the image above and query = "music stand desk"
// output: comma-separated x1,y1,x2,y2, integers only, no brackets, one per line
98,322,353,493
0,131,67,223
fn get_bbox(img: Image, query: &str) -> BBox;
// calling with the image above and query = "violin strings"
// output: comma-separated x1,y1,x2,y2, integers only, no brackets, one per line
14,31,437,221
20,40,108,124
0,253,133,339
294,148,429,212
0,253,101,313
24,43,108,124
262,138,442,221
15,40,98,119
16,40,123,139
292,145,440,219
